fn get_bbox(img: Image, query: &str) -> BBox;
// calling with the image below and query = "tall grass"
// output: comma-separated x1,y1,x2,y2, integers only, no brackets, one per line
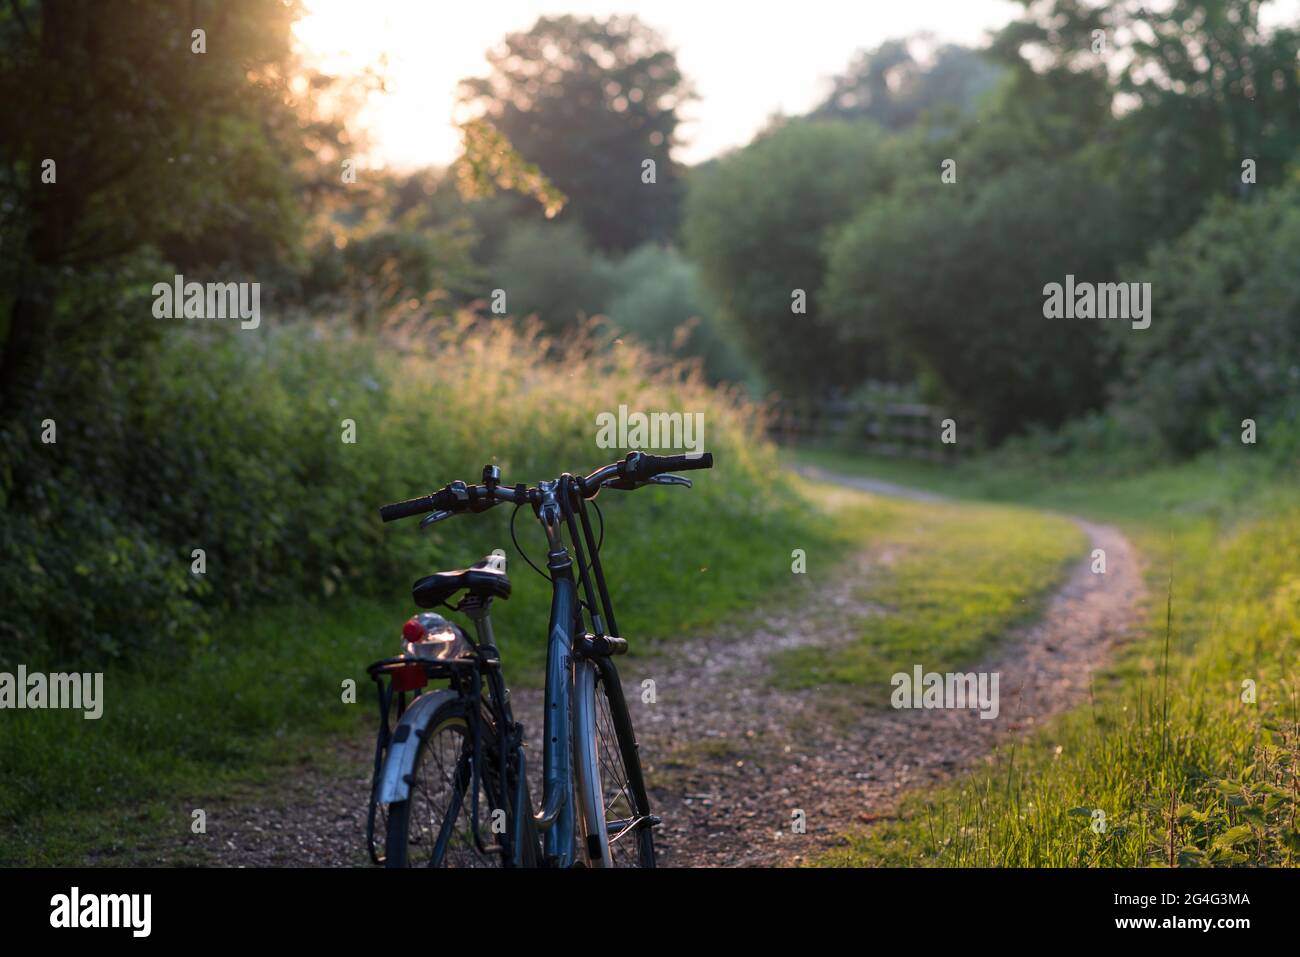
0,314,836,861
1,313,815,669
805,450,1300,867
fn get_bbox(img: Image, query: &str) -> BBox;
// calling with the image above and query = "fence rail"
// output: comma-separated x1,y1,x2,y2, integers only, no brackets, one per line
766,398,962,462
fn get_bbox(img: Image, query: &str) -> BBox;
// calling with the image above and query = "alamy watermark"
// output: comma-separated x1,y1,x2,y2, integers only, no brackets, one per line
890,664,999,720
1,666,103,719
152,273,261,330
595,404,704,456
50,887,150,937
1042,274,1151,330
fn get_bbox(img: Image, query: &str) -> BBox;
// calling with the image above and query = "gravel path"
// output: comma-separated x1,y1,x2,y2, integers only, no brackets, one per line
625,513,1141,866
157,472,1143,867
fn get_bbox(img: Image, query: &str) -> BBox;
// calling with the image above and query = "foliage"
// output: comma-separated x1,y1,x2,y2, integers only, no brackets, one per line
459,14,691,252
813,36,1002,131
688,1,1300,441
0,315,816,670
824,159,1139,441
684,119,909,396
488,221,612,333
599,244,753,385
298,167,484,326
453,118,567,219
997,0,1300,239
1112,188,1300,456
0,0,346,403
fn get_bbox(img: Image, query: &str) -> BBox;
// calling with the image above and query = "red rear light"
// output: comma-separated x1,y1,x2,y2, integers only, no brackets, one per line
391,663,427,692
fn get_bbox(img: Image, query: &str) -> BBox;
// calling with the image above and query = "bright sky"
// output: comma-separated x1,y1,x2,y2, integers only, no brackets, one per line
293,0,1024,170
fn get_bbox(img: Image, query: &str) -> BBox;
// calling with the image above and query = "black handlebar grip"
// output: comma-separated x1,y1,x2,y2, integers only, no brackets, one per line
627,450,714,480
680,451,714,471
379,491,446,523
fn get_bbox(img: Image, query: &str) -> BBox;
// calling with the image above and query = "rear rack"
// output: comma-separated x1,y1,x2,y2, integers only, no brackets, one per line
363,652,494,864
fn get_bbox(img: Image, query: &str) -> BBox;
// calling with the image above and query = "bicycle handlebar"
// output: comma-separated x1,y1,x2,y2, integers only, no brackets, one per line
621,450,714,483
378,479,478,522
379,450,714,523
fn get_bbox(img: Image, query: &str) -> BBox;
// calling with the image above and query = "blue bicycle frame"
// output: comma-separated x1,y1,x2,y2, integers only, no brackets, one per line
529,478,581,866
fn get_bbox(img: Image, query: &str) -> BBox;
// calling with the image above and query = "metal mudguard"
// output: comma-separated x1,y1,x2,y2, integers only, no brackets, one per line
376,688,460,804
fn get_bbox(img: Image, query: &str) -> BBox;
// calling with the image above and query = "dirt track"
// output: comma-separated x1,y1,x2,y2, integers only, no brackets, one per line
156,472,1143,867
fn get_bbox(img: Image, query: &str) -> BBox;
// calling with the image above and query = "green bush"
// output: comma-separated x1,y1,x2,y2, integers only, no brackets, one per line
684,119,909,394
489,220,611,333
1113,188,1300,457
824,159,1140,442
600,244,753,385
0,314,818,671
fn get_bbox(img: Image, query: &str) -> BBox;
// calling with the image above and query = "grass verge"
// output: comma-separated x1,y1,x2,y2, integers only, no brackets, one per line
773,487,1085,699
798,446,1300,867
0,316,834,865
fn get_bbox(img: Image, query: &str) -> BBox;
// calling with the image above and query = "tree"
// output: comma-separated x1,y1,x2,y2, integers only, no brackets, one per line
684,120,907,396
491,220,611,334
600,243,753,385
459,15,692,252
824,160,1141,441
813,36,1002,132
1112,187,1300,455
0,0,322,409
991,0,1300,238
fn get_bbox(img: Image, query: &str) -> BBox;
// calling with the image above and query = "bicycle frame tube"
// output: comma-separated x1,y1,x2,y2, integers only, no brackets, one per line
530,477,630,867
531,481,579,866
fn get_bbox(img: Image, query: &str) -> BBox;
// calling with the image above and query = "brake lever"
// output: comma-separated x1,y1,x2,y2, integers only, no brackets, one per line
648,473,692,488
599,473,693,492
600,476,639,491
419,509,455,528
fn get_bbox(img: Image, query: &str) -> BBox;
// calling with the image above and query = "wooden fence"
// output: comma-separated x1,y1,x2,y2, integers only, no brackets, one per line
766,398,964,462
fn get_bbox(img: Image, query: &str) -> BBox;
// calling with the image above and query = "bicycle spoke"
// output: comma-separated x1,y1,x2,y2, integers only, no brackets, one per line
591,672,650,867
405,723,502,868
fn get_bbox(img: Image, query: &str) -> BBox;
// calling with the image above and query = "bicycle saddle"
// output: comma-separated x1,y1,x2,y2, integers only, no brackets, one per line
412,553,511,607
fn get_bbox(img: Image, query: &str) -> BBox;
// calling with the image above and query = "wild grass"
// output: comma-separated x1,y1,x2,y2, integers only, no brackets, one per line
800,447,1300,867
0,315,833,864
773,494,1085,699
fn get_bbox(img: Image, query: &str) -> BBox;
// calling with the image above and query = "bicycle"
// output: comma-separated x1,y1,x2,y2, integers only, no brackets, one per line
364,449,714,867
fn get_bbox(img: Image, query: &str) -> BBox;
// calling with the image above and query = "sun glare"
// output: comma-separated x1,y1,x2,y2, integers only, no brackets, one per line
290,0,1073,172
293,0,489,170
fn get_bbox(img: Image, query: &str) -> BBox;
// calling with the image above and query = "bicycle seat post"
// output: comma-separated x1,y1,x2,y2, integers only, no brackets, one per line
460,595,498,661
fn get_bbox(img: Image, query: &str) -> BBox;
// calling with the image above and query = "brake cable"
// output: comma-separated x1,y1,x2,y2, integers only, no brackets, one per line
509,502,552,583
508,489,606,593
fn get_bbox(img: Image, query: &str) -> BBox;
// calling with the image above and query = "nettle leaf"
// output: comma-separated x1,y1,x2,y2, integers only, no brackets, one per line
1238,804,1270,826
1212,825,1254,849
1177,847,1206,867
1212,780,1247,806
1208,848,1250,865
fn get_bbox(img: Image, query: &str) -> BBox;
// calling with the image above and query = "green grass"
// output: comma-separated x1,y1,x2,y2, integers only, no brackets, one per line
798,446,1300,867
0,318,844,866
0,447,1088,865
774,491,1085,699
12,425,1287,868
0,485,846,865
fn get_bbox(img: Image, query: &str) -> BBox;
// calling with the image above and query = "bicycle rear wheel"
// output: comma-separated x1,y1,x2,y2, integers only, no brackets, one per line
574,658,656,867
384,697,507,868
